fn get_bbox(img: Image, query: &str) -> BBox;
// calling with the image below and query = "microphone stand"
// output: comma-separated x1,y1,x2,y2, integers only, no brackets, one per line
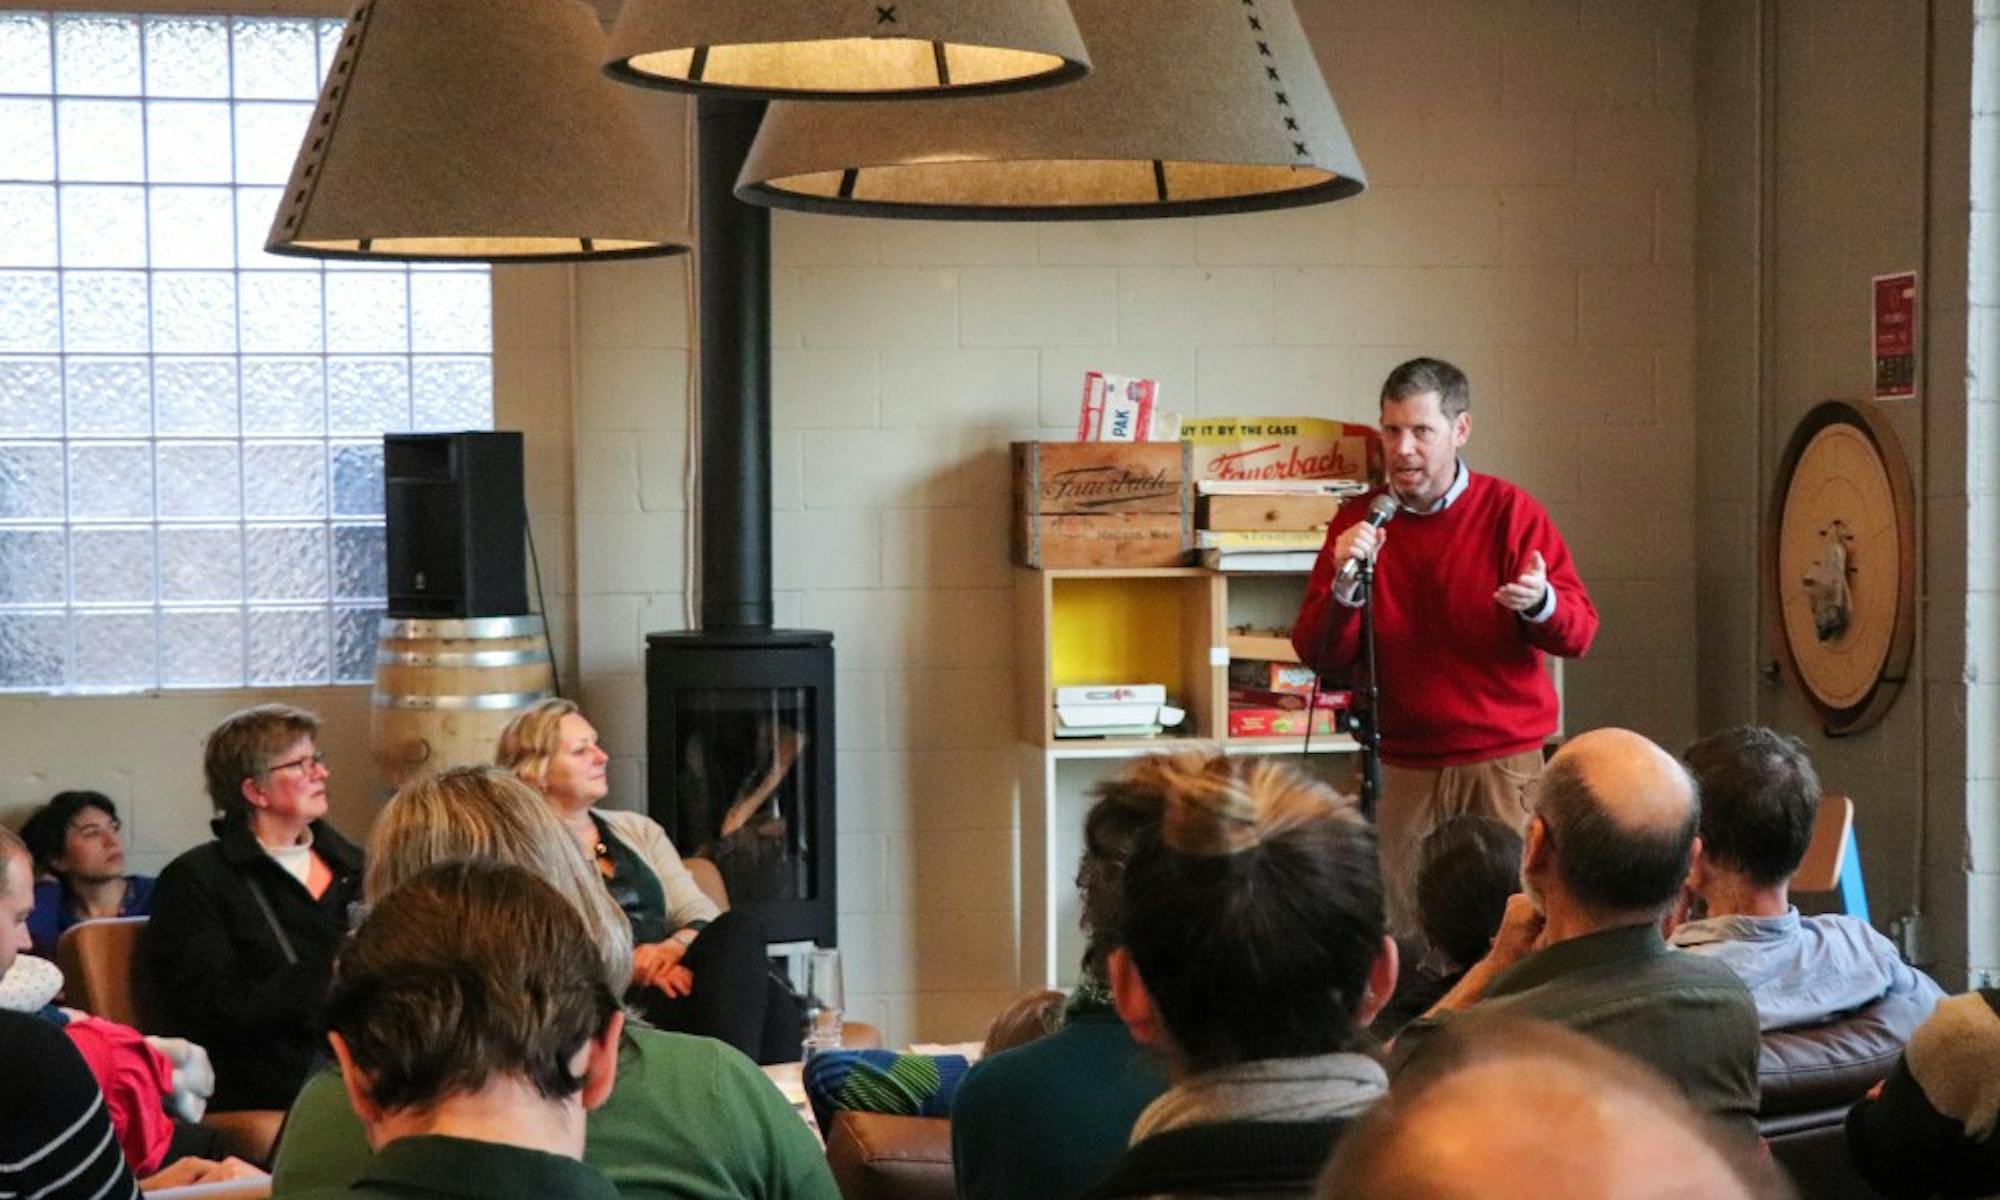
1356,558,1383,825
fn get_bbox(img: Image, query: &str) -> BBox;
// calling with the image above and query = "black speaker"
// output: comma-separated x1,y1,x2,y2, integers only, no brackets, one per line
384,432,528,619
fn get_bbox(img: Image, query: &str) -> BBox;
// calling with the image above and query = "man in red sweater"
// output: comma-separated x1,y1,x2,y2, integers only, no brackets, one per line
1293,357,1597,937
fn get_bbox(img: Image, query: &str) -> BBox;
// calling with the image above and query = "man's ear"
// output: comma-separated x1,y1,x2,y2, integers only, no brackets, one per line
1356,934,1400,1028
1451,410,1471,449
576,1010,624,1112
328,1032,384,1145
1522,814,1552,881
1106,947,1161,1048
1685,834,1711,891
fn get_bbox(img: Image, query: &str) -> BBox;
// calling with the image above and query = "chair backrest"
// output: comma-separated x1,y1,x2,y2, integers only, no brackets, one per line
684,856,730,911
55,915,149,1029
1794,793,1871,924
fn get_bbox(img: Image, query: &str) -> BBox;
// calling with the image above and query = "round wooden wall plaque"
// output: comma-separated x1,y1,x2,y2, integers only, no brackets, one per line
1766,400,1916,735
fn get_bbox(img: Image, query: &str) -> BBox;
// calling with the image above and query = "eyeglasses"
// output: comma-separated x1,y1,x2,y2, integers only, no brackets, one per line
257,751,327,779
68,818,122,841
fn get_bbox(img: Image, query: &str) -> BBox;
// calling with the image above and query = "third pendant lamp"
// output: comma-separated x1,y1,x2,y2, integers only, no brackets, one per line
605,0,1090,99
735,0,1364,219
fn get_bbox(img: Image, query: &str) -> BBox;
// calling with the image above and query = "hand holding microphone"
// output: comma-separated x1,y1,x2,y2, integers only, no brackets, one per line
1334,493,1400,604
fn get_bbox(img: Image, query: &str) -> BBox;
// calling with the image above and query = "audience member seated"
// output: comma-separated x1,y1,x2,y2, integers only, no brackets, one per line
1847,987,2000,1199
0,825,257,1193
2,1007,143,1199
270,766,836,1200
1370,815,1523,1039
287,859,626,1200
1671,726,1942,1033
1393,727,1762,1140
1321,1019,1792,1200
496,699,794,1063
19,789,156,960
138,704,364,1113
1077,751,1396,1200
950,771,1172,1200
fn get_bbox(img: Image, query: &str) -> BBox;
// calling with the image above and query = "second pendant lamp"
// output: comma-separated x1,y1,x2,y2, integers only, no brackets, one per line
604,0,1090,100
733,0,1365,220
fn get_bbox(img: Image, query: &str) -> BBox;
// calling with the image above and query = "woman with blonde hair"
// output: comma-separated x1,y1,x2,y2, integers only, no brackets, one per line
496,698,785,1061
268,766,837,1200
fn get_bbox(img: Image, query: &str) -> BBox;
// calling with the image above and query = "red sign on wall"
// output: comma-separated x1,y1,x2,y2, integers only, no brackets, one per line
1873,272,1918,401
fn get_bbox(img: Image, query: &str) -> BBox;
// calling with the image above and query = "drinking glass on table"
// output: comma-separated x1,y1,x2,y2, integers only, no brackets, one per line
801,947,843,1057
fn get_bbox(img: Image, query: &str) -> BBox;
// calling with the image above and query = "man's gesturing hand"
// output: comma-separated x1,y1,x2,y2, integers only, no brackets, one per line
1493,549,1548,613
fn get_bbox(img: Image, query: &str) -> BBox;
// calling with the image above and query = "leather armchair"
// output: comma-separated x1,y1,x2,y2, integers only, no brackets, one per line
825,1112,954,1200
1757,993,1928,1200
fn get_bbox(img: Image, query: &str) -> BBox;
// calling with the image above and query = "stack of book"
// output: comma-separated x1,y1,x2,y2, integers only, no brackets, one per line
1053,683,1187,739
1194,479,1366,572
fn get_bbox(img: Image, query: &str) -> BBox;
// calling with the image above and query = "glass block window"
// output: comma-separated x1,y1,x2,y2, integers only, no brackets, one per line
0,12,493,692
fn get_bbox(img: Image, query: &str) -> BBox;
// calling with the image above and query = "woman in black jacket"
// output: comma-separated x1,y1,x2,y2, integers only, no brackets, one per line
137,703,363,1112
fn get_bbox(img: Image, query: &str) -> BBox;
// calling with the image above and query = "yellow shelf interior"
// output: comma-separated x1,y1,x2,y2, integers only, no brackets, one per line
1050,576,1192,695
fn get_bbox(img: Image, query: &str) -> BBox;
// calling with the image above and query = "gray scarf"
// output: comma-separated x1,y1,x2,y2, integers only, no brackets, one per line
1130,1051,1387,1142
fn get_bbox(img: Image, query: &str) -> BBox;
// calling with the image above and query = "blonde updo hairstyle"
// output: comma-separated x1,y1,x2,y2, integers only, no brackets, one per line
494,698,582,794
1110,750,1382,1072
365,765,634,993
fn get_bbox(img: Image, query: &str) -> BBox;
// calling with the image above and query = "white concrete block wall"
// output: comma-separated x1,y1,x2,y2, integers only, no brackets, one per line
559,0,1703,1045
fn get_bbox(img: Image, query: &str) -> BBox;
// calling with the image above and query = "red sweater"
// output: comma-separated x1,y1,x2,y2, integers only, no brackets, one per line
1291,473,1597,768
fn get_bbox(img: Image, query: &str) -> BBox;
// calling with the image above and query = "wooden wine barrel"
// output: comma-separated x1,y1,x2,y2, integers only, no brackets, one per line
371,615,555,791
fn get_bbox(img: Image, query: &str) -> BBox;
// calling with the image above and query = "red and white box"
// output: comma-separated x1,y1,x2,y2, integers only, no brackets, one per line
1078,371,1157,442
1228,706,1343,738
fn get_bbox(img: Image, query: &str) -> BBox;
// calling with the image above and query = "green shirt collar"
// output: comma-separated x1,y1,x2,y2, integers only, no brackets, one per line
356,1134,621,1200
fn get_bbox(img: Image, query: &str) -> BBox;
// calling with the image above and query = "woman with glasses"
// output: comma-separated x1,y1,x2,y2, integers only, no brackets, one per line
18,790,157,960
496,699,792,1063
136,703,364,1112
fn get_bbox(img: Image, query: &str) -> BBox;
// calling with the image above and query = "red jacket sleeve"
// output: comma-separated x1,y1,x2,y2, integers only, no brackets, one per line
1514,501,1597,659
1290,498,1372,675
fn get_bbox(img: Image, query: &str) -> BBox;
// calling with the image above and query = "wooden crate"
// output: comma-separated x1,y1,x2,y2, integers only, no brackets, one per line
1012,441,1192,568
1198,493,1344,532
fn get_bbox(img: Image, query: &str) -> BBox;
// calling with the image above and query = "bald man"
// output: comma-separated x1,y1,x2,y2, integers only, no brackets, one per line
1391,728,1761,1139
1323,1021,1790,1200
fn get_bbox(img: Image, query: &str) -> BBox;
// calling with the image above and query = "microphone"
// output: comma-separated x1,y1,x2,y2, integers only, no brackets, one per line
1334,493,1400,603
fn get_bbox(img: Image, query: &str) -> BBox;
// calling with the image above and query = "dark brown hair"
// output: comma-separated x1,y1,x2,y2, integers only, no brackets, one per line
325,859,620,1114
1113,751,1381,1072
1381,357,1471,419
1416,815,1523,971
1682,726,1820,888
19,790,117,876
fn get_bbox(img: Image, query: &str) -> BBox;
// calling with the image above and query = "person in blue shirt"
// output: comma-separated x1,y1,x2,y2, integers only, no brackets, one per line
18,790,155,959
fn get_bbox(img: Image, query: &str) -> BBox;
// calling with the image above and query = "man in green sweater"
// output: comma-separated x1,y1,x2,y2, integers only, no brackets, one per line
288,860,625,1200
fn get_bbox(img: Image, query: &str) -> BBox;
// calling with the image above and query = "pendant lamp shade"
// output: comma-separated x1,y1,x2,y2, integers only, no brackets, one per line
265,0,687,262
604,0,1090,100
736,0,1364,220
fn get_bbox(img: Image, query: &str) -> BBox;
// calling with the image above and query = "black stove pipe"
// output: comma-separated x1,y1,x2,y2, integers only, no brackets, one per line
695,98,772,631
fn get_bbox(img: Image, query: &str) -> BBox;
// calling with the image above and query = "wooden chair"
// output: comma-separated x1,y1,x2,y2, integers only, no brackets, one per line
55,915,150,1028
1794,793,1870,924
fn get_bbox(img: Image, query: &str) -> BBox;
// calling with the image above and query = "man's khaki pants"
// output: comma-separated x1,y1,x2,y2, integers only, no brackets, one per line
1377,749,1545,942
